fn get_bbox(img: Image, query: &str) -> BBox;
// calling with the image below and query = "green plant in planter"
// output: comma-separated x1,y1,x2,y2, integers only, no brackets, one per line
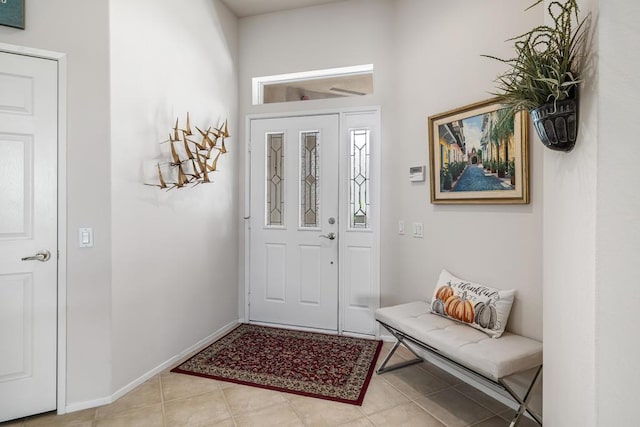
497,161,507,178
484,0,589,152
508,160,516,185
448,161,466,180
441,167,452,191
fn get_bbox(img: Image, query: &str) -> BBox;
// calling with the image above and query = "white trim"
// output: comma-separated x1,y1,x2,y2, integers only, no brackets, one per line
63,396,112,415
0,42,68,416
0,43,66,61
342,331,377,340
56,54,68,417
243,107,381,335
379,333,395,342
245,106,379,122
243,114,251,328
64,319,241,413
252,64,374,105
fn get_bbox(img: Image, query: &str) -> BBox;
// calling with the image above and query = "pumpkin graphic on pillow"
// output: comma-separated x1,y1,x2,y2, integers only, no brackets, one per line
429,270,516,338
474,298,499,330
444,291,475,324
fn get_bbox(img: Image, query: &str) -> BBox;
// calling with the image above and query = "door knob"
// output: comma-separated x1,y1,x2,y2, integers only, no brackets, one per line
21,249,51,262
319,232,336,240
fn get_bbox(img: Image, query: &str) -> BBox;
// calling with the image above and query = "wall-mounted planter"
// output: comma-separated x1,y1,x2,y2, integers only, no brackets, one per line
530,96,579,152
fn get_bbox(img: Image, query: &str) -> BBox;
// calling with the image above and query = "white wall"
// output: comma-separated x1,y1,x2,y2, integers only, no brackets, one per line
596,1,640,425
0,0,240,407
109,0,239,391
0,0,112,406
238,0,543,340
542,0,598,425
389,0,543,341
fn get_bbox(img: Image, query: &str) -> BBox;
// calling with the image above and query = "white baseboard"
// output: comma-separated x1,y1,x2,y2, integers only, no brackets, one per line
379,332,394,342
64,396,112,414
341,331,376,340
64,319,241,414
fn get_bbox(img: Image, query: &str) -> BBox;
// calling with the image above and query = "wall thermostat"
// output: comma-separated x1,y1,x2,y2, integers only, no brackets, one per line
409,165,425,182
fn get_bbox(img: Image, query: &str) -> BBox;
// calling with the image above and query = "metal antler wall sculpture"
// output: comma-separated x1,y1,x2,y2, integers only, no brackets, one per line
146,113,229,190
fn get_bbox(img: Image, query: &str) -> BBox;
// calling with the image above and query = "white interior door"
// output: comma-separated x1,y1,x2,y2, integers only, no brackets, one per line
0,52,58,422
249,115,339,331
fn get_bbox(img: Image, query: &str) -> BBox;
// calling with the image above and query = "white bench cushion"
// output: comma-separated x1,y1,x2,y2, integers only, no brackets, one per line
376,301,543,381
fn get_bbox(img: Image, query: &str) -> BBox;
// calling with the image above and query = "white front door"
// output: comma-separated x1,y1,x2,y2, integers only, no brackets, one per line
339,111,380,336
0,52,58,422
249,115,339,331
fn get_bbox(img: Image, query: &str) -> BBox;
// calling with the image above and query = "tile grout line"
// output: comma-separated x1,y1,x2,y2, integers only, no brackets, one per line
365,375,439,420
160,376,228,404
412,391,452,426
284,395,308,426
464,412,502,427
378,363,513,426
158,374,167,427
218,384,239,427
379,372,482,427
451,383,511,418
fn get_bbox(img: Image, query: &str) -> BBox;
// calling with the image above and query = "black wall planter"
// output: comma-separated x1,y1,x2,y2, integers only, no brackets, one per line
530,96,579,152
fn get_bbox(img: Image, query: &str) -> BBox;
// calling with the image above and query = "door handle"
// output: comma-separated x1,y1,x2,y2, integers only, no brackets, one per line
21,249,51,262
319,232,336,240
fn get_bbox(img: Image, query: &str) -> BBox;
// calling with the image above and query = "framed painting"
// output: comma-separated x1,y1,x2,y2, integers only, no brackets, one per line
428,98,529,204
0,0,25,29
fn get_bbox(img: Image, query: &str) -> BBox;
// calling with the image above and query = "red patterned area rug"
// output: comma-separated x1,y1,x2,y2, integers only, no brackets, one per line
172,324,382,405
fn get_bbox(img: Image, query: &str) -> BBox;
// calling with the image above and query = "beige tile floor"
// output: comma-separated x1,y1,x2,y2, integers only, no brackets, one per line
2,342,539,427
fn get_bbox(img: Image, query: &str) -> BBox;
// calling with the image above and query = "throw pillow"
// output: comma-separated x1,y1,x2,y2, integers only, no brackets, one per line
429,269,515,338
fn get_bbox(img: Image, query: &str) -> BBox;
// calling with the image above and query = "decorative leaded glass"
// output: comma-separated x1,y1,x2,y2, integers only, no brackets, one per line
350,129,370,229
267,133,284,226
300,131,320,228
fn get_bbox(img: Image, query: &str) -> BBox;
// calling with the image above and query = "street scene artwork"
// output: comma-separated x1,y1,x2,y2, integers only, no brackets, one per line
428,98,529,204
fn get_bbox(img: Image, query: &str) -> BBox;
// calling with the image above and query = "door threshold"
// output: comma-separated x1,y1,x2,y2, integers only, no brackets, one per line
247,320,338,335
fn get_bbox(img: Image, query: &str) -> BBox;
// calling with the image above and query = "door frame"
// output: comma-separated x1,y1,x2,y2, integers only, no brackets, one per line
0,43,68,415
243,107,381,336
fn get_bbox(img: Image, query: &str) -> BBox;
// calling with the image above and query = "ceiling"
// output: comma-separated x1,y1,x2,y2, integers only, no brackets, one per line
221,0,345,18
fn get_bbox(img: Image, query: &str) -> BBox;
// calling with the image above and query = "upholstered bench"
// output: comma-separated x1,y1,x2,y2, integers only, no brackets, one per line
375,271,543,427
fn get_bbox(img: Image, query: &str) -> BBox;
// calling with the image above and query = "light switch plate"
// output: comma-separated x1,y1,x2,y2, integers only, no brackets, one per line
79,227,93,248
398,220,405,235
413,222,424,238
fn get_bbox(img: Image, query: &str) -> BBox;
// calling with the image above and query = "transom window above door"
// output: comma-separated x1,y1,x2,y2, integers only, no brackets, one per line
252,65,374,105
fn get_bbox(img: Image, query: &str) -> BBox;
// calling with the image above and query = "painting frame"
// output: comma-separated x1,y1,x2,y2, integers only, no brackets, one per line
428,98,529,205
0,0,25,30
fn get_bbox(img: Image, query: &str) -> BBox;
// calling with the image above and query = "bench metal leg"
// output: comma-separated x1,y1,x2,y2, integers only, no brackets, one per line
377,320,542,426
376,330,423,374
500,365,543,427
